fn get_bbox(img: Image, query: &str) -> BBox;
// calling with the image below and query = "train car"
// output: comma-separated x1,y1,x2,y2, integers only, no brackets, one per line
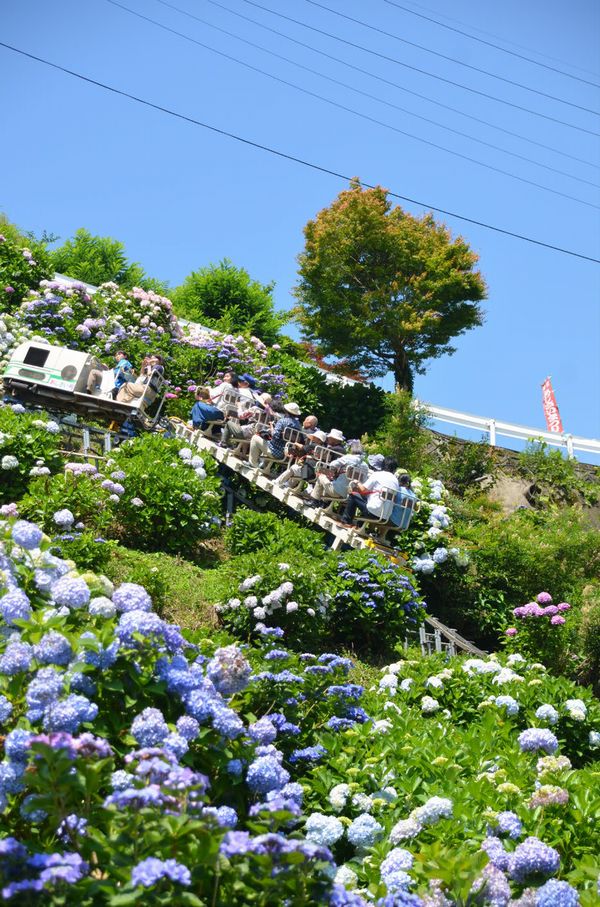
3,341,166,426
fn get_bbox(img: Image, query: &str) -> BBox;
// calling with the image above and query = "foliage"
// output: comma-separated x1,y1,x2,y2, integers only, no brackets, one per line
367,389,432,472
215,553,331,648
421,505,600,649
294,179,487,391
518,441,599,507
108,435,222,557
575,584,600,695
49,531,116,574
19,467,116,538
0,225,52,314
225,508,326,559
324,550,424,656
172,259,285,345
0,407,64,502
50,227,167,292
435,437,498,497
502,591,575,672
319,379,388,441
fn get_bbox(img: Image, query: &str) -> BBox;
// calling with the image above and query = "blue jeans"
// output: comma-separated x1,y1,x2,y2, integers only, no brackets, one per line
341,492,370,524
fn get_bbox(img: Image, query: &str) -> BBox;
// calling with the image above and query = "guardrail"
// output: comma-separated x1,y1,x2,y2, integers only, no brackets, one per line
417,400,600,462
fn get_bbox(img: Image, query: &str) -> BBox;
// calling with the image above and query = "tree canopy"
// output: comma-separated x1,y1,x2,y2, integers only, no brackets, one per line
294,180,487,392
50,228,167,292
172,259,285,345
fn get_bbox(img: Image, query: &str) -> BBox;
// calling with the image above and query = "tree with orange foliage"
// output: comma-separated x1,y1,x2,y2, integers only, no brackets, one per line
294,179,487,392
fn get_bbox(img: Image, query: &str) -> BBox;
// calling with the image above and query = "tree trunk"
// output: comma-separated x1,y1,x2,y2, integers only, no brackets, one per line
393,349,414,394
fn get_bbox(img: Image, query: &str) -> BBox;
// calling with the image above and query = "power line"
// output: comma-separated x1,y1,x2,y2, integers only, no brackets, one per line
193,0,599,187
383,0,600,90
1,40,598,264
239,0,600,138
302,0,600,116
104,0,599,208
201,0,600,171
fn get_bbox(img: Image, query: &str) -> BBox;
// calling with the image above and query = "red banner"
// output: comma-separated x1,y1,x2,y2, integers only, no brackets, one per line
541,377,564,433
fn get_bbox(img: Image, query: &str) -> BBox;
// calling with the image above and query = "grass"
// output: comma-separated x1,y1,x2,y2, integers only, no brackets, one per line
104,545,222,631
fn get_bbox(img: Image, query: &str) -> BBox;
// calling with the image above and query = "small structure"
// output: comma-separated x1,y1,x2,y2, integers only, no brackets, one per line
3,341,165,426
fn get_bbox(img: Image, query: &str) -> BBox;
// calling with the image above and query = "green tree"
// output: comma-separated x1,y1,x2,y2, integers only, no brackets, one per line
51,228,167,292
294,179,487,392
172,259,286,344
0,213,53,312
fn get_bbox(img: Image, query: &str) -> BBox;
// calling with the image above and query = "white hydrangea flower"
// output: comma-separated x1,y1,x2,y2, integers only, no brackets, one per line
328,783,350,811
421,696,440,714
425,676,444,689
334,866,358,890
89,596,117,618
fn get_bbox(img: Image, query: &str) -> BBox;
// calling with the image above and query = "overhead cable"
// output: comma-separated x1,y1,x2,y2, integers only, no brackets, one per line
383,0,600,90
1,40,598,264
103,0,599,209
238,0,600,138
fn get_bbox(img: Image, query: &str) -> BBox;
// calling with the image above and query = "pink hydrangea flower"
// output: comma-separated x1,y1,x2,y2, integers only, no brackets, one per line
557,602,571,612
505,628,518,637
4,286,14,294
536,592,553,605
550,615,565,626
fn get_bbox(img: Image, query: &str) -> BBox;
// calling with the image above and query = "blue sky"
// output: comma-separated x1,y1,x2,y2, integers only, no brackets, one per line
1,0,599,440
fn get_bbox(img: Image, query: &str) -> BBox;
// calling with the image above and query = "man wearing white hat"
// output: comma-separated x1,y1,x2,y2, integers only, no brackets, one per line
249,401,302,467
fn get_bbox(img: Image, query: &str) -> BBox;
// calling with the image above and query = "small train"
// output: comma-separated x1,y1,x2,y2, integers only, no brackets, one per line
2,341,166,428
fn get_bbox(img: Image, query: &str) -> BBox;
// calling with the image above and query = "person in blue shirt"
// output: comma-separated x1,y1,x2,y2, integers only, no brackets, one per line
249,401,302,466
390,474,418,529
191,387,225,430
111,350,133,399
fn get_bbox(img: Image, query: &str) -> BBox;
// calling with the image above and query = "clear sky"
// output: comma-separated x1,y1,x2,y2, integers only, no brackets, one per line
1,0,599,440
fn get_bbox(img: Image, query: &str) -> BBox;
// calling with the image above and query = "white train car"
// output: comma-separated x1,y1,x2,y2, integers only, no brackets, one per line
3,341,165,425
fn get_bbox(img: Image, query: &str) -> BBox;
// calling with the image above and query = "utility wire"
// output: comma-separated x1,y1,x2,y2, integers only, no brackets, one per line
1,40,598,264
239,0,600,138
200,0,600,171
190,0,599,187
383,0,600,90
302,0,600,116
103,0,599,209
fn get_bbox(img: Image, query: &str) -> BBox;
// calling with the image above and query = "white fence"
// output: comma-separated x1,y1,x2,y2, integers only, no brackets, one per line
417,401,600,463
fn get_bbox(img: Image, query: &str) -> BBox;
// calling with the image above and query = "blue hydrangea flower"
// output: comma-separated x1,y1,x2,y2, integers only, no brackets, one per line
26,667,64,720
0,640,33,675
518,729,559,754
535,879,579,907
116,610,184,652
206,645,252,696
494,696,519,716
43,694,98,733
202,805,238,828
0,589,32,624
11,520,43,550
470,864,511,907
535,704,559,726
247,755,290,795
0,694,13,724
112,583,152,613
4,728,34,761
347,813,383,849
131,857,191,888
412,797,453,826
305,813,344,846
211,706,245,739
507,836,560,883
489,811,523,840
289,744,327,764
227,758,243,776
248,717,277,744
176,716,200,741
33,631,73,666
0,759,26,796
380,848,414,880
53,509,74,528
131,708,169,748
51,576,90,610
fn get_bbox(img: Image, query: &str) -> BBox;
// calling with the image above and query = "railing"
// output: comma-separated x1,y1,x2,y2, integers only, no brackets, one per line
417,400,600,462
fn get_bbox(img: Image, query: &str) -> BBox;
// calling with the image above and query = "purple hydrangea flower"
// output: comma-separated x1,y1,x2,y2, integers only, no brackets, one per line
518,729,559,754
11,521,43,550
51,576,90,610
0,694,13,724
131,708,169,748
112,583,152,613
0,640,33,675
247,755,290,795
33,631,73,666
0,589,32,624
507,836,560,883
131,857,191,888
206,645,252,696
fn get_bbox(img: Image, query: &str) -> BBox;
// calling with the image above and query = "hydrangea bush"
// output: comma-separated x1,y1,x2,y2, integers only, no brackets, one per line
400,477,469,577
0,406,63,501
0,233,52,314
504,592,574,671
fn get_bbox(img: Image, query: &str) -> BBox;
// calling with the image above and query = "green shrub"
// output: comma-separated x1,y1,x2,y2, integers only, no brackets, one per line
0,223,52,313
109,434,222,556
49,531,116,573
324,550,425,656
366,389,432,473
225,508,326,559
19,467,115,537
576,585,600,695
518,440,599,506
502,591,576,673
0,408,64,502
435,437,498,497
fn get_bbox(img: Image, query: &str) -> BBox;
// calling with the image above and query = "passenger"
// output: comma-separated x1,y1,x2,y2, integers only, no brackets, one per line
275,428,327,488
325,429,346,457
191,387,225,431
310,440,365,506
338,455,400,528
249,402,302,467
238,374,260,413
302,415,319,433
390,473,418,530
209,371,239,407
116,353,166,404
87,350,133,398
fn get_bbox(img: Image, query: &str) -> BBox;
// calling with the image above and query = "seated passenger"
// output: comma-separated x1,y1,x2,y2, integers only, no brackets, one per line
338,456,400,528
390,473,418,529
275,428,327,488
220,403,261,449
87,350,133,398
324,429,346,457
191,387,225,430
117,354,165,404
310,440,365,505
249,402,302,467
238,373,260,412
209,371,239,407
